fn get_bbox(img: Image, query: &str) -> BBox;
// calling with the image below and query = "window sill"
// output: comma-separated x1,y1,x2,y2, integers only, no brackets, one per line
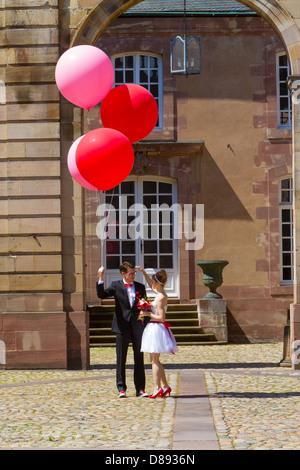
267,128,292,141
271,284,293,297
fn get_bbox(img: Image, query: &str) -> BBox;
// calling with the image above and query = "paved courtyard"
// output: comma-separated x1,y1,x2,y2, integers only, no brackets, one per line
0,343,299,450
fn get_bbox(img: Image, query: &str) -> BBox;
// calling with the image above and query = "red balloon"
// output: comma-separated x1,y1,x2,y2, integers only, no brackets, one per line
75,128,134,191
100,84,158,143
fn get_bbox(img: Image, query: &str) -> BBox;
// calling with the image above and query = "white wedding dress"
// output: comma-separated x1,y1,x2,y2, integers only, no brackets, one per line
141,302,178,354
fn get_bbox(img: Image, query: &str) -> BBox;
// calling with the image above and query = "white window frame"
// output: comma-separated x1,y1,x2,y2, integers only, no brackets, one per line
112,53,163,131
100,176,179,297
279,177,293,285
276,52,292,129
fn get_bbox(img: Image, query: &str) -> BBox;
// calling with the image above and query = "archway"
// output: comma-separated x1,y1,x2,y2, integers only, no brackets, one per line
66,0,300,368
71,0,300,74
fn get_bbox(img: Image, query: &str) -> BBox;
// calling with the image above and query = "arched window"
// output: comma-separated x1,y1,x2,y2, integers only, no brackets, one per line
112,53,163,130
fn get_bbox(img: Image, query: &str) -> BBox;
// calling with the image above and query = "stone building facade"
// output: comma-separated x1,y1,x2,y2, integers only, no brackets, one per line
1,0,300,369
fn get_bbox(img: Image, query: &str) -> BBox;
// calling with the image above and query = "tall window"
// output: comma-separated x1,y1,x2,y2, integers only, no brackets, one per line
279,177,293,284
277,53,292,128
101,177,179,297
103,178,176,270
112,54,163,130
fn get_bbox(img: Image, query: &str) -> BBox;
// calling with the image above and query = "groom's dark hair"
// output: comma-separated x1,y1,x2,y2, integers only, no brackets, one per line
119,261,135,273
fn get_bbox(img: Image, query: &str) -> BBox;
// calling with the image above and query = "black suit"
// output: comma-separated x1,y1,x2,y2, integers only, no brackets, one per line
96,280,149,393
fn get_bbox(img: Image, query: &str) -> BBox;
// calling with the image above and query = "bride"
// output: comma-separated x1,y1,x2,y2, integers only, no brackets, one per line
135,267,178,399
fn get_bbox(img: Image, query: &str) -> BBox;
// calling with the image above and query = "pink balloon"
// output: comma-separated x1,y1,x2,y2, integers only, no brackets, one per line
67,136,98,191
55,45,114,110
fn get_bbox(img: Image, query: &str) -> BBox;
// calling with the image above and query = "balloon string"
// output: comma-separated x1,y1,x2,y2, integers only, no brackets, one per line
100,187,117,267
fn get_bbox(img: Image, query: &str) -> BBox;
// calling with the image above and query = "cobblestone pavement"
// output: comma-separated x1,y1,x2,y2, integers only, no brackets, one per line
0,343,299,450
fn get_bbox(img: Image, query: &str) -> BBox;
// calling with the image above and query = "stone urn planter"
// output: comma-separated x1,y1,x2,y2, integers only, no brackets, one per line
197,260,229,299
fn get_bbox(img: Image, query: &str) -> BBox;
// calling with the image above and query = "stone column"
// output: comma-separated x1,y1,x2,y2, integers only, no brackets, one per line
0,0,89,369
288,75,300,369
0,0,66,368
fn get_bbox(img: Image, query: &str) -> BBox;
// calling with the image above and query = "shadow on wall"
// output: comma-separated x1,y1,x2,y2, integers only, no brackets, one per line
201,147,253,221
226,307,251,343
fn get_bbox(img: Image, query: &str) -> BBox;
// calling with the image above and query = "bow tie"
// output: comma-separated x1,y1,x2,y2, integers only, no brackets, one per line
124,283,133,287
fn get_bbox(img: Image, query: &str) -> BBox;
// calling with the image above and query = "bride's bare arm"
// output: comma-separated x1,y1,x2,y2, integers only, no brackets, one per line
135,266,154,288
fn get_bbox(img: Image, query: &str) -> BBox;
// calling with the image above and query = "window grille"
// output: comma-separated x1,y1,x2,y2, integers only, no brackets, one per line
277,53,292,128
279,177,293,284
112,54,163,130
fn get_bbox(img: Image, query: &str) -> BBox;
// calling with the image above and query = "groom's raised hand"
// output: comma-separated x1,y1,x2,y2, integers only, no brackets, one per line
97,266,105,283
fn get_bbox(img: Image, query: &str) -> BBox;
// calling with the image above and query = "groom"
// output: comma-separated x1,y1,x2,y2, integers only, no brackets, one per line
96,261,149,398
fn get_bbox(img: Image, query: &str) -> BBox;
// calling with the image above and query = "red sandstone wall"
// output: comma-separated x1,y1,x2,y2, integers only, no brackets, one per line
83,15,292,343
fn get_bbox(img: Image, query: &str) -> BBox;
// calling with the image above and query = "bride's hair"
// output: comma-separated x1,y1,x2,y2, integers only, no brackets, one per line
152,269,167,286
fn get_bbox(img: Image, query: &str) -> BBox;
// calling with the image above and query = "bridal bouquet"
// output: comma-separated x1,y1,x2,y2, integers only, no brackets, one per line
136,295,151,324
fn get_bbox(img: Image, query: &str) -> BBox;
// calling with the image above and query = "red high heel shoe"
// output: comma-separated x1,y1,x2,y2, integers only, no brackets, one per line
149,388,163,399
161,386,171,397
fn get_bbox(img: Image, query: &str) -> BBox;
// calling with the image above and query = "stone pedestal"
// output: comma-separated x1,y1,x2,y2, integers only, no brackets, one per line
0,310,90,370
0,311,67,369
67,311,90,370
279,309,291,367
290,303,300,370
196,299,227,342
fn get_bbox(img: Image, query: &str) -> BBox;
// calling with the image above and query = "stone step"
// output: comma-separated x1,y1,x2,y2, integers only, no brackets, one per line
87,302,225,346
88,303,198,312
90,317,199,326
89,332,217,345
90,325,205,335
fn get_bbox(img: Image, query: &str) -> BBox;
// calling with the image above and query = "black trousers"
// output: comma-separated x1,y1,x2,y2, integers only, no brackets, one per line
116,325,145,393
